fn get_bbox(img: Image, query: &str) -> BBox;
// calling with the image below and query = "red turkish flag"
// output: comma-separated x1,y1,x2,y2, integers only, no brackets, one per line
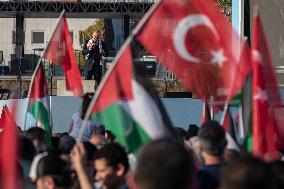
252,11,280,160
252,11,284,150
0,105,21,189
136,0,251,101
43,12,83,97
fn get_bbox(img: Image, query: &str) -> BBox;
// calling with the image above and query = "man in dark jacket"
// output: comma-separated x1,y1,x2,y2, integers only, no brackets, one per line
82,30,106,86
197,121,227,189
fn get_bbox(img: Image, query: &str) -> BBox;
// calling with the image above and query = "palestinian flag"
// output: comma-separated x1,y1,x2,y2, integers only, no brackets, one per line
221,105,237,142
220,104,240,152
242,74,253,152
26,62,52,146
84,40,173,153
229,92,242,107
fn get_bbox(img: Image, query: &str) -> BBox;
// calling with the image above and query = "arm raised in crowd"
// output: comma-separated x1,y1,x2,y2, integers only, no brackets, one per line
71,142,95,189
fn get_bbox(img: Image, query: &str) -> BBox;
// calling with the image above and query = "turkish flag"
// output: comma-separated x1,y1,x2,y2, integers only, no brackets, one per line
252,11,280,160
252,11,284,151
136,0,251,101
43,12,83,97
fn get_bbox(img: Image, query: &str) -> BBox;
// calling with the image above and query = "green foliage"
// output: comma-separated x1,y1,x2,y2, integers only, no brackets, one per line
78,19,105,45
75,51,84,72
216,0,232,21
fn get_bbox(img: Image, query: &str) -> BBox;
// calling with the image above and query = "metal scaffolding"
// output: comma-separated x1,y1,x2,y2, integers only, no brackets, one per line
0,1,153,18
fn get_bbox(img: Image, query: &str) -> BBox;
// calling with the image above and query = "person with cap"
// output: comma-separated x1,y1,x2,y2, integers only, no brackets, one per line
29,153,72,189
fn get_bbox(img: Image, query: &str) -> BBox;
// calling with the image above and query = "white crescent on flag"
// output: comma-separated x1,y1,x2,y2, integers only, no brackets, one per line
173,14,220,63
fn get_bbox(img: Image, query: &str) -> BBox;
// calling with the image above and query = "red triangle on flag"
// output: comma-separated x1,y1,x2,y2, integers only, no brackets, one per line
29,63,47,99
90,44,134,114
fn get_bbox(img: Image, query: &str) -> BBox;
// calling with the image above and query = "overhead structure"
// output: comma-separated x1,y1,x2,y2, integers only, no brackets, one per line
0,0,154,69
0,1,154,18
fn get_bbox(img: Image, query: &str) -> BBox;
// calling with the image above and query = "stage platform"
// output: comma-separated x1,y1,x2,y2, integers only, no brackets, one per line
0,76,190,98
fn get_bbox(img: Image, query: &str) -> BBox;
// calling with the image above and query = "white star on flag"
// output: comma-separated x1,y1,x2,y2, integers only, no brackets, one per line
253,87,268,103
211,49,227,67
252,50,262,63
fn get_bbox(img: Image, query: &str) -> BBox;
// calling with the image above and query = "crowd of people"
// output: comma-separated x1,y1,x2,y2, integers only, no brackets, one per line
15,106,284,189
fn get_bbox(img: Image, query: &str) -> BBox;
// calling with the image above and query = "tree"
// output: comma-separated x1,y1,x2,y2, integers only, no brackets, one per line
79,19,105,45
216,0,232,21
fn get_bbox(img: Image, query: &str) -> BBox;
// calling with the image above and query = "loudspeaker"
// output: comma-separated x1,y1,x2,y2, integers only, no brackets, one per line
124,15,130,39
10,54,23,75
10,54,17,74
15,46,23,58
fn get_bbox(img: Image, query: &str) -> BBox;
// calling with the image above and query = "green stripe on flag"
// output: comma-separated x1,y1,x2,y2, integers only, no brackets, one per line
91,103,151,153
230,92,242,107
30,101,52,146
244,134,253,152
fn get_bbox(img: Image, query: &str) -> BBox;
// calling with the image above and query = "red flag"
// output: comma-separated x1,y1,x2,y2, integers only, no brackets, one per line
251,11,279,160
0,106,6,129
252,11,284,150
135,0,251,101
0,105,21,189
43,11,83,97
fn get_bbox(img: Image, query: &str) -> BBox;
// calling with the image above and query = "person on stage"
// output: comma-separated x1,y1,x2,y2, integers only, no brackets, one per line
82,30,106,88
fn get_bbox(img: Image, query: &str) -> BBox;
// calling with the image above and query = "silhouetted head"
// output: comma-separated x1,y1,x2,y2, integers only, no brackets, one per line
136,138,195,189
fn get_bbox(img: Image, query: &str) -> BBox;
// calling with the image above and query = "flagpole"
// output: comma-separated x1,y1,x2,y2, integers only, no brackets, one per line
42,9,65,97
210,96,214,120
24,10,65,131
220,102,229,125
50,62,53,96
47,8,64,94
78,1,163,141
26,9,65,100
49,95,53,132
238,104,245,144
24,57,42,131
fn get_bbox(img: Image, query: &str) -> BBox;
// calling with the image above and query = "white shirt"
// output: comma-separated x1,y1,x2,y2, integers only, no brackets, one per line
70,112,100,141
